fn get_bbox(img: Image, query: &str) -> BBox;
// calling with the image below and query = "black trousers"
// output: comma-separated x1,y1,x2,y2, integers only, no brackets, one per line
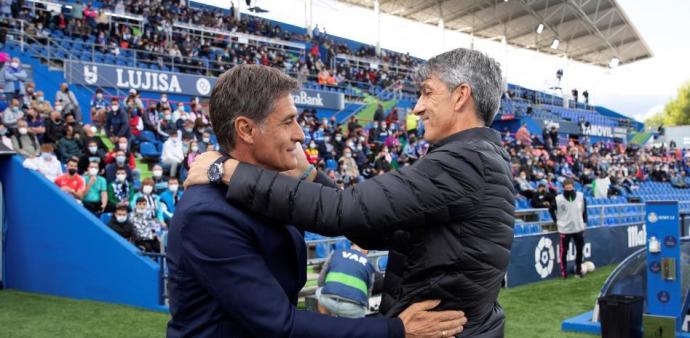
559,231,584,277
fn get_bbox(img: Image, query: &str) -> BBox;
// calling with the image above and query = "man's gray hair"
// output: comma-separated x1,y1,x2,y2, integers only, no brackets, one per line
415,48,503,125
209,64,299,152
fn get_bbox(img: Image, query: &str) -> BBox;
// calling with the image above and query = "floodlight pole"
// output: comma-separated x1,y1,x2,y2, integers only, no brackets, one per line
374,0,381,56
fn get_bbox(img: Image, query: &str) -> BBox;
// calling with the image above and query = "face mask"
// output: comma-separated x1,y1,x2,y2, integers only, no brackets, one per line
184,128,193,133
88,168,99,176
12,107,19,112
87,146,98,154
112,105,119,111
372,123,378,129
345,152,352,158
118,143,127,151
116,156,126,165
564,190,576,200
115,215,128,223
41,152,52,160
161,97,168,102
18,127,27,135
335,136,342,141
191,146,199,152
356,146,362,151
55,105,63,112
153,170,162,178
96,94,103,100
116,174,127,182
178,106,185,112
202,137,210,143
168,184,179,192
142,186,153,194
0,127,6,135
68,168,77,176
164,115,172,121
310,143,316,149
11,62,19,68
136,208,147,214
36,96,44,102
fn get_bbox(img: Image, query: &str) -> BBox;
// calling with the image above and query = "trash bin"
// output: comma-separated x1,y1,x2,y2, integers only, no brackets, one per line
598,294,643,338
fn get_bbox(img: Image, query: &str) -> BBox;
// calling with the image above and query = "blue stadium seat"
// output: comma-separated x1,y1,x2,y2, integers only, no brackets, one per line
140,142,161,159
100,212,112,224
326,159,337,171
141,130,157,142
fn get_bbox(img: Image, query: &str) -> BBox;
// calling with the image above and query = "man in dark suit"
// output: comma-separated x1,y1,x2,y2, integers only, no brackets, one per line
166,65,466,338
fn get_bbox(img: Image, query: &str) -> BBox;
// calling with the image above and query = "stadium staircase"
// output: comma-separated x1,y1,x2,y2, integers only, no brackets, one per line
0,155,166,312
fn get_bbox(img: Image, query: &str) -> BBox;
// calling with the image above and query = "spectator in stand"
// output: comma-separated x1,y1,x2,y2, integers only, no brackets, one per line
130,178,164,223
55,83,81,121
515,123,531,146
79,138,106,173
151,164,168,194
670,170,688,189
373,146,392,175
3,57,28,100
22,82,36,108
108,204,134,242
305,140,319,164
199,130,215,152
373,103,385,123
55,157,86,201
31,90,53,118
159,177,183,224
90,89,108,131
156,108,174,139
338,147,360,181
143,105,160,133
105,149,133,183
107,167,132,209
0,122,13,149
592,171,611,198
57,125,84,162
130,197,162,253
162,131,185,178
10,119,40,158
105,98,131,141
531,183,554,210
514,170,535,199
82,161,108,215
43,110,65,145
2,98,24,131
23,143,63,181
24,107,45,142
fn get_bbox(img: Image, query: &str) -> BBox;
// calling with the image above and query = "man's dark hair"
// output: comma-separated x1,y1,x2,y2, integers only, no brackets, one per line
67,157,79,165
115,204,129,213
135,197,146,204
209,64,299,152
563,178,575,187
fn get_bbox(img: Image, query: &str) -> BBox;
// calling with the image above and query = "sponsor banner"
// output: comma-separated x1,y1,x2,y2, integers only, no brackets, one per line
613,127,628,139
581,124,614,138
506,224,646,288
64,61,344,110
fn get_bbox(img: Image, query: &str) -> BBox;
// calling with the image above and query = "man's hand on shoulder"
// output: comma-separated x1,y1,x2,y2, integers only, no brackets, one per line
398,300,466,338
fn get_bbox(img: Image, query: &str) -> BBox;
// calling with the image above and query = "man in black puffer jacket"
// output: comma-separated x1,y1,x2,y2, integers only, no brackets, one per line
185,48,515,337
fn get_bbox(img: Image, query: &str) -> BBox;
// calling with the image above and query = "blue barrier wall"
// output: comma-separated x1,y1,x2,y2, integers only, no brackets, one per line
0,155,164,312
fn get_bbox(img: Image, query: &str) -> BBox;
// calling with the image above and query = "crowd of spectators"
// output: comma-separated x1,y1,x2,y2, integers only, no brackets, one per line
18,0,419,90
506,124,690,211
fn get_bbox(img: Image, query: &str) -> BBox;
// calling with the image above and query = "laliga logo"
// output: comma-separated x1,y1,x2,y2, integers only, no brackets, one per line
648,212,658,223
196,78,211,96
84,65,98,85
535,237,555,279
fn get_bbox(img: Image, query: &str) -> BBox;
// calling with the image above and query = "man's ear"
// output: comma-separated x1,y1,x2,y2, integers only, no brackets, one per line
234,116,257,145
452,83,472,113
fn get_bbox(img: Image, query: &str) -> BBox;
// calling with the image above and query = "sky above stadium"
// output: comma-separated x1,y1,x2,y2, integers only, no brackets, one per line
245,0,690,122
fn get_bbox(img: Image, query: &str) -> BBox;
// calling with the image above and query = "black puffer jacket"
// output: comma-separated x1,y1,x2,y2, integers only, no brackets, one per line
225,127,515,337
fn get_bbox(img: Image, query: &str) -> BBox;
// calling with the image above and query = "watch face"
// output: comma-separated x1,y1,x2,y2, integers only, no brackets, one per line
209,163,221,183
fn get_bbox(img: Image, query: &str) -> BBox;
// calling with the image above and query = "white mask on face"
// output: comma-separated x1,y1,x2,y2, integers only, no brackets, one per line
153,170,163,178
115,215,128,223
89,146,98,154
88,168,99,176
18,127,28,135
119,143,128,151
136,208,147,215
116,174,127,182
168,184,179,192
142,186,153,194
191,146,199,152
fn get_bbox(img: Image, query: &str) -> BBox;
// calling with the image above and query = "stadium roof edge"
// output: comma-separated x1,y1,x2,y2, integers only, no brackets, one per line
336,0,652,68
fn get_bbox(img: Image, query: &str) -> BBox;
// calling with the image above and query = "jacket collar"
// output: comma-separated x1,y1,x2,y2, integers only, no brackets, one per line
430,127,502,151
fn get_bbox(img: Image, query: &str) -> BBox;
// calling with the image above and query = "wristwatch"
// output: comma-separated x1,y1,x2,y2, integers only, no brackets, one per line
208,155,230,185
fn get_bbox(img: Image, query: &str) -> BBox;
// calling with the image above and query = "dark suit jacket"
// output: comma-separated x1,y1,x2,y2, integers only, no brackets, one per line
166,183,403,338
